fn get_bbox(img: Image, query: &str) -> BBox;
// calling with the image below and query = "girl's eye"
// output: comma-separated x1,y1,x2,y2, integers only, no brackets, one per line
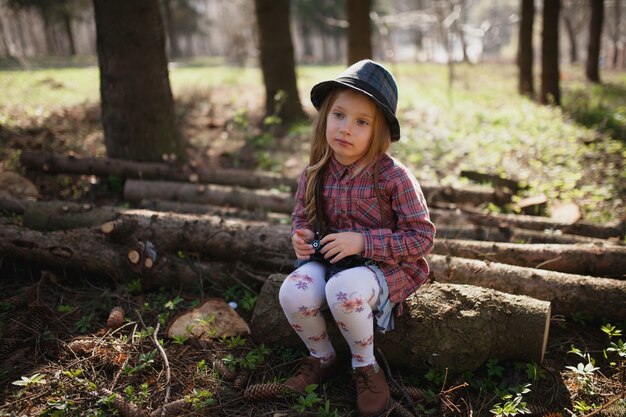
357,119,369,126
332,112,344,119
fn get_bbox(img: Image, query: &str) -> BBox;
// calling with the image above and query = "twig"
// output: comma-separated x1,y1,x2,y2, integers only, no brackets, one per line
535,256,562,269
135,310,171,417
376,347,419,416
440,382,469,396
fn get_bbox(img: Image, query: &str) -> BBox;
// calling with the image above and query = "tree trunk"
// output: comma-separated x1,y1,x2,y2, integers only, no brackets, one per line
251,275,550,372
518,0,535,96
161,0,181,59
432,239,626,277
428,254,626,320
0,224,269,292
19,150,298,191
562,11,578,63
254,0,305,124
612,0,620,68
347,0,372,64
123,179,296,214
586,0,604,82
541,0,561,105
60,11,76,56
92,0,184,162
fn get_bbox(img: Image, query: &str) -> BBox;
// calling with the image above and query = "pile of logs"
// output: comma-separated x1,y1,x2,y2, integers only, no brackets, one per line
2,151,625,372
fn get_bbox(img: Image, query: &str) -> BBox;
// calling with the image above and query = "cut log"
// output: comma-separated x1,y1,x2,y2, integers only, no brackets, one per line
432,239,626,277
430,207,625,240
460,170,526,193
435,224,614,245
20,149,298,191
428,254,626,320
20,150,511,208
123,179,296,214
0,224,270,291
251,274,551,372
420,182,512,206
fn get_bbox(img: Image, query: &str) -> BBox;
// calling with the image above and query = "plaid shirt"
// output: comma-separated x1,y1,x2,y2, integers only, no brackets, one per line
292,153,436,307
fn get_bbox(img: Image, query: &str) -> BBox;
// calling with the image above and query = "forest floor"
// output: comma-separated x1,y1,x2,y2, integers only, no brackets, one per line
0,60,625,416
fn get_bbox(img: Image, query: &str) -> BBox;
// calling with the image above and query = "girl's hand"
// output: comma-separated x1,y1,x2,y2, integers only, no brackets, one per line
292,229,315,260
320,232,364,263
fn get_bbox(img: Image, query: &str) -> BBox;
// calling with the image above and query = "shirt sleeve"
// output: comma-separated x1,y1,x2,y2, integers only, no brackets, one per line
291,168,313,235
361,168,435,265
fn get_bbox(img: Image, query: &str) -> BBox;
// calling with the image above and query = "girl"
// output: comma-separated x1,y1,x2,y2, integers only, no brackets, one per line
279,60,435,417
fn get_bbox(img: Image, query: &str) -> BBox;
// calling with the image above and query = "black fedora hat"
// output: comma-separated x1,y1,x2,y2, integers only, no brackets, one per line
310,59,401,141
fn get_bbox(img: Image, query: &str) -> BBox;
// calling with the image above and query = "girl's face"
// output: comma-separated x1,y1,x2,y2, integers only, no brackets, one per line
325,89,376,166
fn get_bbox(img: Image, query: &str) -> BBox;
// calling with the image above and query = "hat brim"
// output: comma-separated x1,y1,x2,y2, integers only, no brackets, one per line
311,80,401,142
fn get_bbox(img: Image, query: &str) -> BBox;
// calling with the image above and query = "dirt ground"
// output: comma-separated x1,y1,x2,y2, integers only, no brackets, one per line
0,95,625,416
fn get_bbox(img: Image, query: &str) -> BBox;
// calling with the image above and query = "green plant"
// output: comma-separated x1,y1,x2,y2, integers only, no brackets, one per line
12,372,47,387
222,344,270,372
489,384,531,416
126,278,142,294
74,314,93,333
171,334,189,345
223,285,258,311
196,359,207,374
123,349,157,375
185,388,215,409
317,399,340,417
570,400,597,414
293,384,322,413
56,304,73,314
223,335,247,348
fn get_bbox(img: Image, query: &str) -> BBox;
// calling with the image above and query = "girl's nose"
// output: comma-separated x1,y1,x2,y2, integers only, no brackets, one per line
339,123,351,135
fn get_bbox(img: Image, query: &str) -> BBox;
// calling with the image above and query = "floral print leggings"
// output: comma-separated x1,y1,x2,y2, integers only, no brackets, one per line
279,261,381,368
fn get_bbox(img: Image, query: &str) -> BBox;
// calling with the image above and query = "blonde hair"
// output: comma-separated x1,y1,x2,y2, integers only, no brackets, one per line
304,88,392,226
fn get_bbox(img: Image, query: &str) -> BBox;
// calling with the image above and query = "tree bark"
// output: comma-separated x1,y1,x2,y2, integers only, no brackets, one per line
254,0,305,124
19,150,298,191
251,275,550,372
541,0,561,105
347,0,372,64
432,239,626,277
92,0,184,162
429,207,625,240
586,0,604,82
161,0,181,59
0,224,269,292
428,254,626,320
518,0,535,96
434,224,613,245
123,179,296,214
562,9,578,63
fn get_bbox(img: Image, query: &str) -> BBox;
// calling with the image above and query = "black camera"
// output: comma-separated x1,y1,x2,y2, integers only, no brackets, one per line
310,234,326,263
309,233,366,269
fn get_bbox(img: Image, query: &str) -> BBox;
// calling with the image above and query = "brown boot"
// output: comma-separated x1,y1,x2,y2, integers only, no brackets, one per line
353,364,393,417
283,355,339,394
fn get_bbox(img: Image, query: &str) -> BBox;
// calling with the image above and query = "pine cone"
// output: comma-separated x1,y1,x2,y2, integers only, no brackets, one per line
526,404,550,416
390,385,425,402
233,369,251,390
107,306,125,329
243,383,286,401
214,360,236,381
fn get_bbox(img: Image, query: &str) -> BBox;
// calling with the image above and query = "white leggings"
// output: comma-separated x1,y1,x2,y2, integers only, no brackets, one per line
278,261,381,368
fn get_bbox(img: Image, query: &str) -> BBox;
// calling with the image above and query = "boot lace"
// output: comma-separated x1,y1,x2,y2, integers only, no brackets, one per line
353,367,377,394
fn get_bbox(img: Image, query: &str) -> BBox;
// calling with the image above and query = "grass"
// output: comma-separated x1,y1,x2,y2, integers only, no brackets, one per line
0,58,624,223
